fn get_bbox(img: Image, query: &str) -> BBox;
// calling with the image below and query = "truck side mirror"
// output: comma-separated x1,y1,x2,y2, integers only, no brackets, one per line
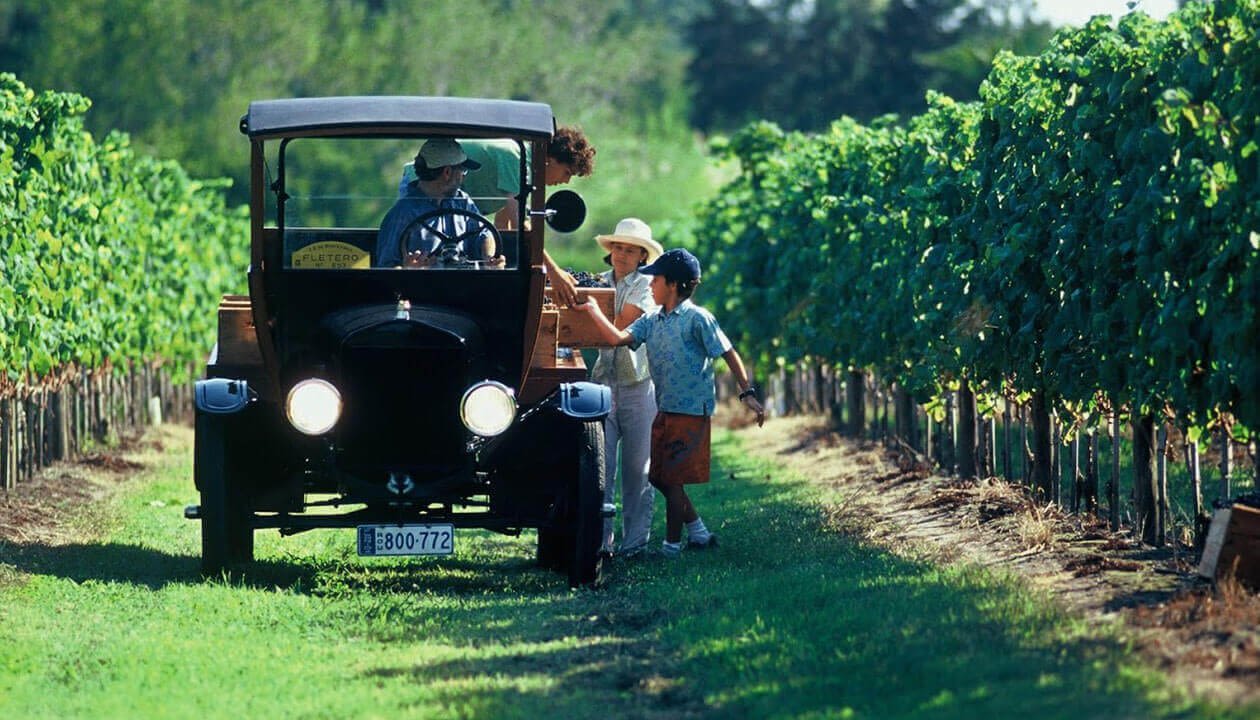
543,190,586,234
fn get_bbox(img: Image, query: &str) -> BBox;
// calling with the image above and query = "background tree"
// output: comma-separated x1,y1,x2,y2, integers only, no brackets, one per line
0,0,1057,267
0,0,713,265
686,0,1053,132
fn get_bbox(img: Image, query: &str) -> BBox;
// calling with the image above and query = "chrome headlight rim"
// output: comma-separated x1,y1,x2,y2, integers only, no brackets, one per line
460,380,517,438
285,378,342,436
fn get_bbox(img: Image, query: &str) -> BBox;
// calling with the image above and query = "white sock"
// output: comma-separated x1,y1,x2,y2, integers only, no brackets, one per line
687,518,710,542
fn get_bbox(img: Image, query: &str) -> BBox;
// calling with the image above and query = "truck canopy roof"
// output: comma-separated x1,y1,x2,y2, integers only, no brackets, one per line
241,96,556,140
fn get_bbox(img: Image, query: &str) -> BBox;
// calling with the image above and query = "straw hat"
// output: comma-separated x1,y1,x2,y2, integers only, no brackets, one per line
595,217,664,264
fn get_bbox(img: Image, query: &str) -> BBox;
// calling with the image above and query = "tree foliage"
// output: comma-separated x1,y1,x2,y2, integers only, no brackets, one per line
685,0,1054,132
0,0,712,244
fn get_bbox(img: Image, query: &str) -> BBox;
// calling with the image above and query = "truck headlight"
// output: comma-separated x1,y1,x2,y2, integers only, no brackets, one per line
460,381,516,437
286,378,342,435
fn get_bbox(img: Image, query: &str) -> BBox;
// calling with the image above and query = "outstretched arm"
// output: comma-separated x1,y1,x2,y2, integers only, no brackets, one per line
722,347,765,427
543,250,579,307
571,298,635,346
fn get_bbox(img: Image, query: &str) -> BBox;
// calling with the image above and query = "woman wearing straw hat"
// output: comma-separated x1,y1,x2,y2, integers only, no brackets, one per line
592,218,664,558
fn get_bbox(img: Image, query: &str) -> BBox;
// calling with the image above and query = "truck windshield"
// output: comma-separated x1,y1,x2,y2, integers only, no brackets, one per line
269,136,530,271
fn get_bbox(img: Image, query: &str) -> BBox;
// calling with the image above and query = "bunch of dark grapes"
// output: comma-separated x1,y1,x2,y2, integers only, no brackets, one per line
568,270,610,288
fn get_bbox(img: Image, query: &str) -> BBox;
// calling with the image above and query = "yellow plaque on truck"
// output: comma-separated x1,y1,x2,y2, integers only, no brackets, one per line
292,241,370,269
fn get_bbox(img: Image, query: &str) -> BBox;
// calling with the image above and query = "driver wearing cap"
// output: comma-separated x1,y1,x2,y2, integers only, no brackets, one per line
375,138,503,268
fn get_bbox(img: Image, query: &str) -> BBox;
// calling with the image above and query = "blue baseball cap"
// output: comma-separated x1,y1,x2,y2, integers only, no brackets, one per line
640,248,701,282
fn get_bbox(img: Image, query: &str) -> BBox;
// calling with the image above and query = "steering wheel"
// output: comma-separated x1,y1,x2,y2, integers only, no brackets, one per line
397,208,502,268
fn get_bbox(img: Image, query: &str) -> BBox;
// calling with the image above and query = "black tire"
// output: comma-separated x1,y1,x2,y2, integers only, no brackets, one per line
196,413,254,575
536,526,569,571
567,420,606,588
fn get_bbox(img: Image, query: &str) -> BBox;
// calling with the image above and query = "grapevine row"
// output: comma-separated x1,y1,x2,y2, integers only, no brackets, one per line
1,73,248,395
693,1,1258,541
695,0,1257,437
1,74,247,488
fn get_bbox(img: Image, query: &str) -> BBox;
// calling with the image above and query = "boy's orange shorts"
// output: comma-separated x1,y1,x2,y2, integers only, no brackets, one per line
649,412,711,487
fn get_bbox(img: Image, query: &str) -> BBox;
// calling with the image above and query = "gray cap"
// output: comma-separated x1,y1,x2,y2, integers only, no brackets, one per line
416,138,481,171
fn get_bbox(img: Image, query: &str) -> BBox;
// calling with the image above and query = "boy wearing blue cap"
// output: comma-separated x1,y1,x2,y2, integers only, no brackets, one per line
574,248,765,557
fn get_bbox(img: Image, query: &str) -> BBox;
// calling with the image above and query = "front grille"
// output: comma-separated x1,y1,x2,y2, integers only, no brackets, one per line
336,344,469,474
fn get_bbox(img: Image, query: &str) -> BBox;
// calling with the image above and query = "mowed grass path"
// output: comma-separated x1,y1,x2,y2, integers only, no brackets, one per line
0,424,1246,719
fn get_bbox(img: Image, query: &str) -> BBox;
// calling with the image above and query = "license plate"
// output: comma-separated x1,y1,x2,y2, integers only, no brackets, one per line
357,524,454,557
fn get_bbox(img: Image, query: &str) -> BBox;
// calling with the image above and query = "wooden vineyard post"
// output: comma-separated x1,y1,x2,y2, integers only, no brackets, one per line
1157,425,1169,547
957,379,978,481
987,416,997,479
976,413,989,478
1,397,14,490
905,393,914,449
1187,430,1203,521
813,363,826,417
1030,391,1052,500
828,368,844,431
76,369,86,458
782,365,797,417
846,369,865,439
34,389,45,474
911,393,921,451
1013,406,1023,484
1219,428,1233,503
1132,413,1158,545
893,386,911,448
19,394,28,484
1002,398,1012,482
1071,433,1081,512
1109,412,1121,532
1052,420,1062,506
50,388,66,462
925,413,935,465
880,383,890,443
877,378,885,437
868,382,875,440
1087,429,1100,515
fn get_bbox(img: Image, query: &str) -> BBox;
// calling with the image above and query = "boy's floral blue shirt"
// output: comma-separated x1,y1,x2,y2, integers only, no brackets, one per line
626,299,732,416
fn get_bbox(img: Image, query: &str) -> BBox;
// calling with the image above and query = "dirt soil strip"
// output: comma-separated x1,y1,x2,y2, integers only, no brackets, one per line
728,414,1260,707
0,426,175,547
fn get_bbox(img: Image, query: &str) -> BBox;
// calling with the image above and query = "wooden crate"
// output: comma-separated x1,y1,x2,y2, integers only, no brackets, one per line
216,295,263,367
521,308,588,404
532,309,560,366
545,287,617,348
1198,504,1260,588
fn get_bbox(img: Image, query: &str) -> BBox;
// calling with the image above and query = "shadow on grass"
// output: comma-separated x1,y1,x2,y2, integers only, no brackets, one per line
0,540,318,591
0,536,587,598
357,635,707,718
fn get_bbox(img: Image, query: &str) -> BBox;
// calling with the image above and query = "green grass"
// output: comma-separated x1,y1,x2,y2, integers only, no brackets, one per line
0,427,1250,719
